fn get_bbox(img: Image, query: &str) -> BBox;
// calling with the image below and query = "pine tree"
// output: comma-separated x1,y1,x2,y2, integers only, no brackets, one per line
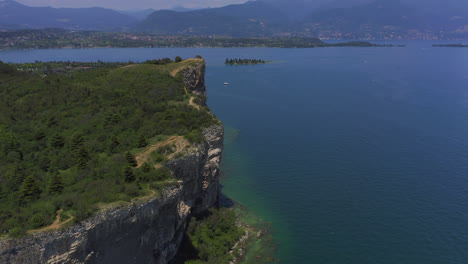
34,130,46,141
137,135,147,148
49,171,64,195
6,165,26,192
126,152,138,167
70,134,84,153
124,167,136,183
109,136,120,153
19,175,41,202
50,134,65,148
141,163,152,173
76,146,90,169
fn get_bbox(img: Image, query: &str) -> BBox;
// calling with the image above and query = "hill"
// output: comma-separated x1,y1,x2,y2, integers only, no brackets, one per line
1,0,466,39
299,0,468,39
133,1,289,37
133,0,468,39
117,8,157,21
0,0,136,31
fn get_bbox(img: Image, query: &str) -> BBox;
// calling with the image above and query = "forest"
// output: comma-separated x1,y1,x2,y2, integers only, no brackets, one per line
0,59,215,237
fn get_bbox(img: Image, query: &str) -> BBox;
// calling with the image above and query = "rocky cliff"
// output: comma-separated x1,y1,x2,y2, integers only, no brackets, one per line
0,61,223,264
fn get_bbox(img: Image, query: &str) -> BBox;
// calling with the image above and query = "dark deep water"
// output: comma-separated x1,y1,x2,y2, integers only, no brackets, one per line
2,41,468,263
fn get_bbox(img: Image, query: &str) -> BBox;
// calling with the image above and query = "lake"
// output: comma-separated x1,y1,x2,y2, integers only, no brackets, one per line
2,42,468,263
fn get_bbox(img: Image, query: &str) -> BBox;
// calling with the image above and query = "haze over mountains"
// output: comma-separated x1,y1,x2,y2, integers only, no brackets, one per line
133,1,288,37
1,0,467,39
134,0,468,38
0,0,136,30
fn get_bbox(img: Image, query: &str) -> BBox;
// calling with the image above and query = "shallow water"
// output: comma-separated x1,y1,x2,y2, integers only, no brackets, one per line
2,42,468,263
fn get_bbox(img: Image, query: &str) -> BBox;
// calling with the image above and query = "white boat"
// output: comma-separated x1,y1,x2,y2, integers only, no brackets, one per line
224,82,229,85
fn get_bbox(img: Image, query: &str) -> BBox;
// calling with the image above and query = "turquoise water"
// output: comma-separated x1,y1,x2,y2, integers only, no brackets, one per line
2,43,468,263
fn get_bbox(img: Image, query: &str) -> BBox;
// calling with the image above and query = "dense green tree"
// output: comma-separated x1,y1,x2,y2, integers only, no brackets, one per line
143,58,173,65
48,171,64,195
19,175,41,202
124,167,136,183
0,184,6,200
47,117,58,128
70,134,85,153
0,127,19,156
50,134,65,148
126,152,138,167
75,147,90,169
186,209,243,264
33,130,46,141
29,213,47,229
137,135,148,148
109,136,120,153
175,56,183,63
6,165,26,192
0,61,17,75
141,163,152,173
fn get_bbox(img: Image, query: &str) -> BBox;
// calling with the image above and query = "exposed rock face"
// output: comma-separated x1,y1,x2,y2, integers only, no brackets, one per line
182,60,206,104
0,62,223,264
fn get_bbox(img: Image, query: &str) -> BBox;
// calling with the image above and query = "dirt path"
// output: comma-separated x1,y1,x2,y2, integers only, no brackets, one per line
189,96,201,110
169,59,204,111
135,136,191,168
30,209,74,233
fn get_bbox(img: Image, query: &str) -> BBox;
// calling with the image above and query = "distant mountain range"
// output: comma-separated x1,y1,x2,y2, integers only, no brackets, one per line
117,9,157,21
133,0,468,39
118,7,200,21
1,0,467,39
0,0,136,30
300,0,468,39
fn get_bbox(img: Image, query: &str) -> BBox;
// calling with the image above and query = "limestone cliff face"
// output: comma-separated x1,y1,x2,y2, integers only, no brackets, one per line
0,61,223,264
182,60,207,105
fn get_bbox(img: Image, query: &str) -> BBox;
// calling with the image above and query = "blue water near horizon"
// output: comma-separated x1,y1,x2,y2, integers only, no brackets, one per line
2,42,468,263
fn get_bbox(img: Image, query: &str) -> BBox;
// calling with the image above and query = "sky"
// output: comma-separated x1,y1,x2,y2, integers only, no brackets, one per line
14,0,248,10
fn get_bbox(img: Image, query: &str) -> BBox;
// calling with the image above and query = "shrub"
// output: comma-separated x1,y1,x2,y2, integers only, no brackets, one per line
185,129,204,144
186,209,243,264
157,144,176,155
151,152,166,163
29,213,47,229
9,227,25,238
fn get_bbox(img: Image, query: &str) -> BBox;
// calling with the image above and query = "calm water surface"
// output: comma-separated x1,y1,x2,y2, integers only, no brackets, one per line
2,42,468,263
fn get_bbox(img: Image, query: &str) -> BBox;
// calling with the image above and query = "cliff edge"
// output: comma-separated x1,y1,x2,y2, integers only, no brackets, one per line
0,60,223,264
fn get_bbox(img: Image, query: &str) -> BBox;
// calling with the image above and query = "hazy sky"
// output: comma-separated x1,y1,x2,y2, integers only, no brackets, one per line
12,0,468,12
14,0,248,10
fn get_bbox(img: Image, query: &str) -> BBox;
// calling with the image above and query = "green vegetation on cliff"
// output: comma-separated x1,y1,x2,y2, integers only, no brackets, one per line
179,206,276,264
0,58,215,236
184,209,244,264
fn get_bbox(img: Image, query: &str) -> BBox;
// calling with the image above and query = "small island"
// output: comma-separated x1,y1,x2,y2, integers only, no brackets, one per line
433,44,468,47
225,58,271,65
